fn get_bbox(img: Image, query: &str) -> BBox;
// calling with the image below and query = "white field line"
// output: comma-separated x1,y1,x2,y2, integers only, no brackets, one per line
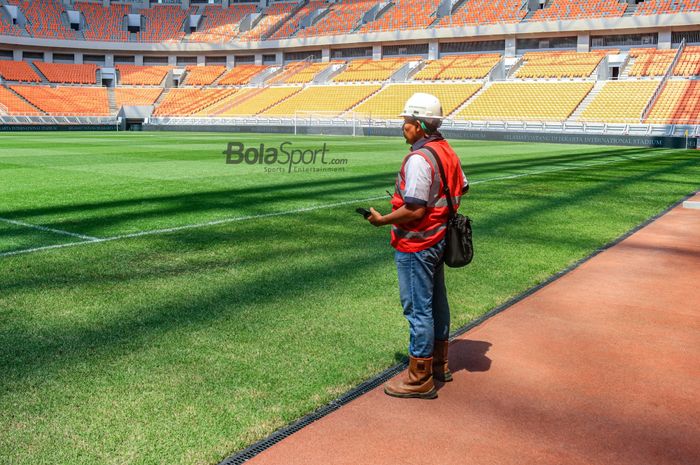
0,217,100,241
0,150,665,259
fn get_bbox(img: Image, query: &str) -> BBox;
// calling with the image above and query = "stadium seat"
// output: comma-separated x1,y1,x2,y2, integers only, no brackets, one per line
262,84,381,116
0,85,43,115
646,80,700,124
218,65,269,86
359,0,442,33
34,62,98,85
269,1,326,40
435,0,526,27
117,65,172,86
456,82,593,121
412,54,501,80
200,86,303,116
188,4,256,43
580,80,660,122
115,88,164,108
153,88,237,116
75,2,129,42
10,85,109,115
353,83,482,118
184,66,227,86
514,51,610,79
269,62,340,84
673,45,700,77
0,61,41,82
635,0,700,15
332,58,415,83
296,0,375,38
8,0,76,39
137,5,195,43
627,48,677,77
530,0,627,21
238,3,296,41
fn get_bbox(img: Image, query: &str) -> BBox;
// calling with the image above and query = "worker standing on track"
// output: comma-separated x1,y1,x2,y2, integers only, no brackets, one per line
365,93,468,399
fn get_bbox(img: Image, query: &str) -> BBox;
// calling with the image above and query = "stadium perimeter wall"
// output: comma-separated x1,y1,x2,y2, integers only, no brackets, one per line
145,124,698,149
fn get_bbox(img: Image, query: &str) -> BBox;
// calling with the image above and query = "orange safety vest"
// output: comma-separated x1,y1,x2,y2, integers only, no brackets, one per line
390,139,464,253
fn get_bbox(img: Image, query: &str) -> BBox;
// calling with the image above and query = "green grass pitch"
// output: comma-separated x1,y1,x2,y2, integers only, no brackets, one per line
1,132,699,464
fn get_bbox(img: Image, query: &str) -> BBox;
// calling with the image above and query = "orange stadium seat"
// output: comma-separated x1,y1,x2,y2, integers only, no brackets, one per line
530,0,627,21
628,48,676,77
117,65,172,86
413,54,501,80
297,0,375,38
152,88,237,116
115,88,164,108
75,2,129,42
673,46,700,77
269,1,326,40
218,65,269,85
199,86,303,116
262,84,381,117
137,5,195,43
238,3,296,41
514,51,611,79
34,62,98,84
646,80,700,124
11,85,109,116
184,66,227,86
359,0,442,33
0,61,41,82
435,0,525,27
0,86,43,115
635,0,700,15
332,58,415,83
188,4,256,43
7,0,76,39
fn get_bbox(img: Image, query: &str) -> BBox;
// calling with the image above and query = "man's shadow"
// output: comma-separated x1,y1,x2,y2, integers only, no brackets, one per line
436,339,492,387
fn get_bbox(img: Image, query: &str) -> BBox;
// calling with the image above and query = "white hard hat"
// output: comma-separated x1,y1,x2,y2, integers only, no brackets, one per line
399,92,444,120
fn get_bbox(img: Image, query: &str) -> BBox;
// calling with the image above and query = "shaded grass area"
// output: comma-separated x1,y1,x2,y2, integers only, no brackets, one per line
0,132,699,465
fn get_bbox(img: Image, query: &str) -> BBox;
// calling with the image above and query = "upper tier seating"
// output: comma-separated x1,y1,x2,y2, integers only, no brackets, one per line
359,0,441,33
514,51,608,79
646,80,700,124
34,62,97,84
153,88,237,116
262,84,381,116
635,0,700,15
269,1,326,40
296,0,375,38
353,83,482,118
331,58,412,82
218,65,269,85
117,65,171,86
435,0,526,27
456,82,593,121
188,4,256,42
413,54,501,80
0,86,42,115
8,0,76,39
115,88,164,108
580,80,659,122
673,45,700,77
238,3,296,41
530,0,627,21
0,14,25,36
11,85,109,115
628,48,676,77
137,5,195,43
0,61,41,82
76,2,129,42
199,86,303,116
184,66,227,86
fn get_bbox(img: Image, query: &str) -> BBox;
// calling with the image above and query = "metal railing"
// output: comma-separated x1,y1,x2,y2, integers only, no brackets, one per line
641,38,686,122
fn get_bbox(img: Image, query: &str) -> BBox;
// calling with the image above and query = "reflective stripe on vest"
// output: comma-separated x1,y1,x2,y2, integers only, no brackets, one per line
392,223,446,240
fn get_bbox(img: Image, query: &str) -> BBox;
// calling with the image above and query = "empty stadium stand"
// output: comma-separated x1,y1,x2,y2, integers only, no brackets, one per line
580,80,659,122
117,65,171,86
673,45,700,76
200,86,303,116
628,48,676,77
296,0,375,38
0,86,42,115
238,2,296,41
635,0,700,15
8,0,75,39
188,4,256,43
353,83,482,118
11,85,109,116
514,51,608,79
184,66,227,86
137,5,195,43
153,88,237,116
530,0,627,21
34,62,97,84
435,0,526,27
332,58,412,82
76,2,129,42
456,82,593,121
262,84,381,116
359,0,441,33
115,88,164,108
646,79,700,124
0,61,41,82
413,54,501,80
269,1,326,40
218,65,269,85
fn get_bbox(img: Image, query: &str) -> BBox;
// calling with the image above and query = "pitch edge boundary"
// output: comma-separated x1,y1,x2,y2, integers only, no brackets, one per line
216,188,696,465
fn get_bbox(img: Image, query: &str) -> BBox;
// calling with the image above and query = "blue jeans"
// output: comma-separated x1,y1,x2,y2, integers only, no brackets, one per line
395,238,450,358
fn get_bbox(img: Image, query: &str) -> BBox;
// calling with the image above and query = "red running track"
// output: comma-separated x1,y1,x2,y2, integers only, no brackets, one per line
247,193,700,465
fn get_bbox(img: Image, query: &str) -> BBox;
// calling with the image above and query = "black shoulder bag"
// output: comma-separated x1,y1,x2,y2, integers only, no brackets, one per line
424,146,473,268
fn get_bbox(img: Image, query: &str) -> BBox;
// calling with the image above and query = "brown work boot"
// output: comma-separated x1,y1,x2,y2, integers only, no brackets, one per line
384,356,437,399
433,339,453,382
